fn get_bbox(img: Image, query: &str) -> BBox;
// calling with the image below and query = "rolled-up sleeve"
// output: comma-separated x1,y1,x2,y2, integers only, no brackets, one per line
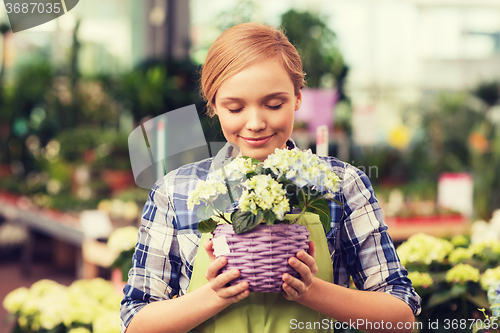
120,178,182,332
339,164,422,315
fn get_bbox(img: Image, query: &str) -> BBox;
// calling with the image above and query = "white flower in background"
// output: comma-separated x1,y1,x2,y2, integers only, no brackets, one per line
468,240,500,260
407,271,433,288
3,278,120,333
36,291,69,330
449,247,473,264
92,310,120,333
0,223,28,247
46,178,62,195
98,199,140,220
471,220,499,244
490,209,500,236
68,328,92,333
397,233,454,265
107,226,139,253
446,264,480,284
481,267,500,291
2,287,29,314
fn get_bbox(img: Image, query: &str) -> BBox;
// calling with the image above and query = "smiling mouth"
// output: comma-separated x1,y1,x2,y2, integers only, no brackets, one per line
240,134,275,146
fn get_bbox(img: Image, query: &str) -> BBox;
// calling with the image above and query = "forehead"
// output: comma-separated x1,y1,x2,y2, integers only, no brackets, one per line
216,58,294,100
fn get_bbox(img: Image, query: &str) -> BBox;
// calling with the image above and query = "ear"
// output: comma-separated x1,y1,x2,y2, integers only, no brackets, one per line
295,90,302,111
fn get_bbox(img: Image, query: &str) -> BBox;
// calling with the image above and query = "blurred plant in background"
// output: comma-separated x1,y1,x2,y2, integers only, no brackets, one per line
2,278,121,333
397,212,500,332
0,19,224,214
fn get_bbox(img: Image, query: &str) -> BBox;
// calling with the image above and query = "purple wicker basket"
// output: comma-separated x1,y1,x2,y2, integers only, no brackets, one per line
211,223,310,293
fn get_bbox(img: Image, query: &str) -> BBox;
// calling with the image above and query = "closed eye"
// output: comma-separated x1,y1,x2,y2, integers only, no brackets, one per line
228,107,243,113
267,103,283,110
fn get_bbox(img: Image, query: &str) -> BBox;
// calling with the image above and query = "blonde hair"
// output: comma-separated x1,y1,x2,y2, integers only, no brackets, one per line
200,23,305,117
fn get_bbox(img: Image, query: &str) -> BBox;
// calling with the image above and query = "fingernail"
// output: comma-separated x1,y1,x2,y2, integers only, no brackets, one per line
290,258,296,264
233,270,239,277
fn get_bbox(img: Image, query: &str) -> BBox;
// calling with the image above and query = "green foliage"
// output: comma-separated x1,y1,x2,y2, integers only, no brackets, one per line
56,127,129,169
197,218,217,233
111,59,202,122
280,9,346,90
231,210,264,234
303,197,331,233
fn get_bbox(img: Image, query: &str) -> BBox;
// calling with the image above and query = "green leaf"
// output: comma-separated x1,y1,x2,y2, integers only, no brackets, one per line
465,293,490,309
425,284,466,310
197,218,218,233
231,210,264,234
262,210,277,225
197,205,215,221
305,198,331,233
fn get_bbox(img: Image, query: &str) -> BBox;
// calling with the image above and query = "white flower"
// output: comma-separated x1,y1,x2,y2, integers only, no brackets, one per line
2,287,29,314
215,157,256,181
397,233,454,265
408,271,433,288
446,264,480,284
107,226,139,253
92,310,121,333
239,175,290,220
187,177,228,210
481,267,500,290
264,148,340,194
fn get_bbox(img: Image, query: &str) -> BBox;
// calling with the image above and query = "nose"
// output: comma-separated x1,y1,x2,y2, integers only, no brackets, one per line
245,108,266,132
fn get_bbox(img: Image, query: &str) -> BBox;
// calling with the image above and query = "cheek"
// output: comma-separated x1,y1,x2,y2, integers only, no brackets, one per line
219,115,242,135
272,111,294,131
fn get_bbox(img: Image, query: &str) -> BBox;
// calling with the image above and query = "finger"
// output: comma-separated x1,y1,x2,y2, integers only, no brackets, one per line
225,288,250,303
307,240,316,259
205,257,227,280
204,239,216,261
290,255,317,284
282,272,305,296
210,268,241,290
296,251,318,276
282,280,299,300
217,280,250,299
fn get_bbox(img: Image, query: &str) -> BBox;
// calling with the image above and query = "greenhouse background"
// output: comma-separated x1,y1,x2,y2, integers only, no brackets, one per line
1,0,500,332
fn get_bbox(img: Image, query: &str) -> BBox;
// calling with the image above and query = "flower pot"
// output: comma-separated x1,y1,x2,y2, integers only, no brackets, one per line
211,223,309,293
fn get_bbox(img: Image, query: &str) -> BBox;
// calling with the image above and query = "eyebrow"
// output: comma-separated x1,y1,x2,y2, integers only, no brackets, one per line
220,92,289,102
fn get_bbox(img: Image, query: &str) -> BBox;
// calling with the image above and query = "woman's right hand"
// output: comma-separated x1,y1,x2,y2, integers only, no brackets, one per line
204,240,250,303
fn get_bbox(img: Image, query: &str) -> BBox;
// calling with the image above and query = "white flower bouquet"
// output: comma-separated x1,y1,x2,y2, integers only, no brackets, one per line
187,147,342,234
187,148,341,292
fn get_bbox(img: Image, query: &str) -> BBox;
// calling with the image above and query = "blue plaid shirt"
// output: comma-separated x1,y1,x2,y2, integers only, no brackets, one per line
120,141,421,332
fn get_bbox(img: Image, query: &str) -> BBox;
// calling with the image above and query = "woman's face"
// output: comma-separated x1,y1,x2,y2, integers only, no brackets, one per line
213,58,302,161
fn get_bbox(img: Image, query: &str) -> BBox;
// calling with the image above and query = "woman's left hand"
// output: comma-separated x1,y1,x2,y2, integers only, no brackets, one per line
282,240,318,301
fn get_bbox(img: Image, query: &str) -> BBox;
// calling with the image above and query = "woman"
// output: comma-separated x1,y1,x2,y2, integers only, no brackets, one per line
120,23,421,333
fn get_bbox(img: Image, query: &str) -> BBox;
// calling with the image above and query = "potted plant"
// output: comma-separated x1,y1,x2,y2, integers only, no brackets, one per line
187,148,341,292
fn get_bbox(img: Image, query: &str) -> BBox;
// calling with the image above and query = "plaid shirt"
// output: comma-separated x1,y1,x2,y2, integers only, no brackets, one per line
120,141,421,332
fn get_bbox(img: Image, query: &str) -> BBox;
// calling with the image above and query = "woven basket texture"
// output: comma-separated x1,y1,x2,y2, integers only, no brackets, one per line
211,223,310,293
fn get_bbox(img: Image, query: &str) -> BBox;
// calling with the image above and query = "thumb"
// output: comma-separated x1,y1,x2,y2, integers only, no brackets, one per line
204,239,216,261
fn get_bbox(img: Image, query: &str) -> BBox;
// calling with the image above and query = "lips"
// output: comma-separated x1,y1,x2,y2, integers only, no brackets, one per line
240,134,274,147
